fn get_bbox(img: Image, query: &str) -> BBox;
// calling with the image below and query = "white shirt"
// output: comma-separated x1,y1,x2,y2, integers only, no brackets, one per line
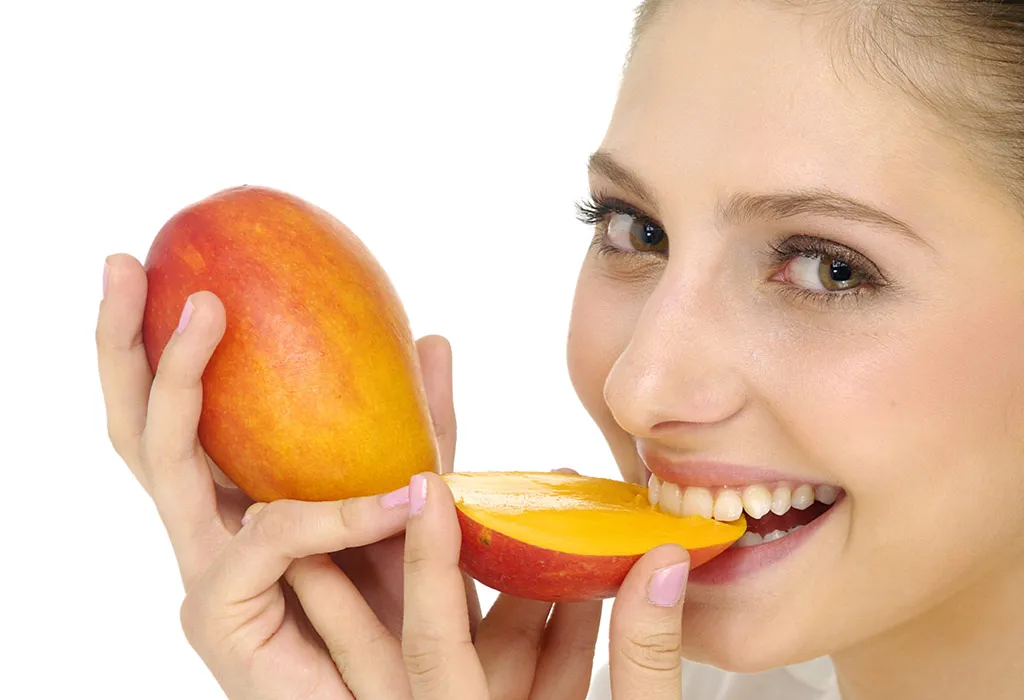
588,656,840,699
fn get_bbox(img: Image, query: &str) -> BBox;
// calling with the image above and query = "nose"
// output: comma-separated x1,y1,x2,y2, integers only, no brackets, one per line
602,273,748,438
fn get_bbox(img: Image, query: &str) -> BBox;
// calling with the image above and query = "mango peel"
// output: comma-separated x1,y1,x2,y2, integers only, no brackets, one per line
142,185,439,503
443,471,747,602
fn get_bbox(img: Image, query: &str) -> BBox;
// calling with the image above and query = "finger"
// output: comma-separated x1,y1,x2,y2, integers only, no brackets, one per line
413,334,481,639
464,573,484,642
474,594,552,700
609,544,689,700
530,599,603,700
415,335,456,473
96,254,152,472
199,489,413,608
286,554,412,699
329,535,407,638
402,472,488,698
142,291,224,473
139,292,229,582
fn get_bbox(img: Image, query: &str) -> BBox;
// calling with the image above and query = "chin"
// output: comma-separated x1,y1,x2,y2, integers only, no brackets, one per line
678,603,821,673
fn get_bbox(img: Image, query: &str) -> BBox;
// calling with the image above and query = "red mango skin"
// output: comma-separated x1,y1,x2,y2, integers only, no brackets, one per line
454,509,735,602
142,185,439,502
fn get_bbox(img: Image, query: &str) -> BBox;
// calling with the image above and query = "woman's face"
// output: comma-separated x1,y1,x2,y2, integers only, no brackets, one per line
567,0,1024,671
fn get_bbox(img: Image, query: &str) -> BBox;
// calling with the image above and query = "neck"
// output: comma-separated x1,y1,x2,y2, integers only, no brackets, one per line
831,556,1024,700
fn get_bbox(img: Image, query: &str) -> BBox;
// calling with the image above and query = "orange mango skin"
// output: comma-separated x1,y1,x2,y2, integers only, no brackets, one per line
142,186,439,502
454,509,735,602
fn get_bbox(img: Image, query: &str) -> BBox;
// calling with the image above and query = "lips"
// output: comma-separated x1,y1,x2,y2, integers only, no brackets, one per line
638,443,836,489
637,442,845,580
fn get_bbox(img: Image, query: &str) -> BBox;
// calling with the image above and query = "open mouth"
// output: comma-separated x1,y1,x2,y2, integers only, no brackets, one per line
647,474,842,548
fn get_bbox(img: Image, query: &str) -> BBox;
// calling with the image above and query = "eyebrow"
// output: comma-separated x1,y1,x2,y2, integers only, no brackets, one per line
587,150,928,246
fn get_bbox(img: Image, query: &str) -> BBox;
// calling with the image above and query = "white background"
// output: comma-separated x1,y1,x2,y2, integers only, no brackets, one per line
2,1,640,697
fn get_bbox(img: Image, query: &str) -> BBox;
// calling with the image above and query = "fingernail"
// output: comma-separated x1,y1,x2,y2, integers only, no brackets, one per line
379,484,411,509
176,297,194,333
409,474,428,516
102,259,110,298
647,562,689,607
241,502,267,527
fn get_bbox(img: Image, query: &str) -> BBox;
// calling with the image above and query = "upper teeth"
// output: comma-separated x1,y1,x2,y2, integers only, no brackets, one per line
647,474,839,522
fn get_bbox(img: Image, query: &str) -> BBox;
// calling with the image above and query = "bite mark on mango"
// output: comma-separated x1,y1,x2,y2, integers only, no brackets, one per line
442,471,746,602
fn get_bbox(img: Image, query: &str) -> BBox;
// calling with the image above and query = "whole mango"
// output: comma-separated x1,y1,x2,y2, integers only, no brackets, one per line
142,186,439,502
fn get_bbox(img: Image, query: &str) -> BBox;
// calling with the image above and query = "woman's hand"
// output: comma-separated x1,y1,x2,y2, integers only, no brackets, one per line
97,252,682,699
400,471,691,700
95,253,475,699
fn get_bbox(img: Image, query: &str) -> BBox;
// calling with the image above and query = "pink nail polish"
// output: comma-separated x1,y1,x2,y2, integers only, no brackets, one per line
102,260,110,298
409,474,428,516
379,484,411,509
647,562,689,607
177,298,194,333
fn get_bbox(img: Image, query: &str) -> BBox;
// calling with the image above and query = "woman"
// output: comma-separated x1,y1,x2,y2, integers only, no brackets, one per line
96,1,1024,698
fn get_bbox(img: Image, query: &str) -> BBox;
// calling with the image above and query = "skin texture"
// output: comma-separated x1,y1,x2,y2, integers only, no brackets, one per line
566,1,1024,697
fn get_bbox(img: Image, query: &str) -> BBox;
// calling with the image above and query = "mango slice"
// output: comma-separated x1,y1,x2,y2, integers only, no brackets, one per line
442,472,746,602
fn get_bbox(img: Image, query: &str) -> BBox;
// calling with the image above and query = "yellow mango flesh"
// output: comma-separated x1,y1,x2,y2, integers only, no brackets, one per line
443,472,746,601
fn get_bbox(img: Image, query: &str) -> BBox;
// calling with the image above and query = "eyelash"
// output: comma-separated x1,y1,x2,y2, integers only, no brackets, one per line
575,194,658,259
573,193,887,307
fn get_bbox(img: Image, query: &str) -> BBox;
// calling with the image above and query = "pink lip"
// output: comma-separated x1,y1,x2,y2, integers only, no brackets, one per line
689,491,846,585
638,444,834,488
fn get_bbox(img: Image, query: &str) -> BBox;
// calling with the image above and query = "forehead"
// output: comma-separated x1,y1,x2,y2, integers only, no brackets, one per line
602,1,989,229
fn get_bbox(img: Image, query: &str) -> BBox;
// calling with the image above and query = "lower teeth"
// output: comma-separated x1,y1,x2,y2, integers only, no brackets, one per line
734,524,805,548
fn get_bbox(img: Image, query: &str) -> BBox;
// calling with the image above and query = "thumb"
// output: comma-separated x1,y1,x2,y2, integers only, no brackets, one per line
415,334,456,473
608,544,689,700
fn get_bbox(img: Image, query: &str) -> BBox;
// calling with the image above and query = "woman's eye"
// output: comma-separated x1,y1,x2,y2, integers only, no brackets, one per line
781,254,864,292
606,212,668,254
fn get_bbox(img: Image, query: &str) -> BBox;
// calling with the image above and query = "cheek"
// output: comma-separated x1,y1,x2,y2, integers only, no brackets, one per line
782,306,1024,491
567,267,646,432
880,305,1024,526
768,299,1024,580
685,304,1024,665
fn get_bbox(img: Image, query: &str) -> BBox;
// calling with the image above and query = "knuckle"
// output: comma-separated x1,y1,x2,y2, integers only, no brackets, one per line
285,555,330,593
247,501,298,547
402,547,432,571
327,625,389,674
497,617,546,652
107,423,143,468
332,499,356,534
616,631,683,673
106,422,131,457
562,631,600,658
137,433,158,468
178,594,209,649
151,349,190,391
402,636,448,682
138,431,170,469
432,418,450,440
329,498,372,545
150,359,178,393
